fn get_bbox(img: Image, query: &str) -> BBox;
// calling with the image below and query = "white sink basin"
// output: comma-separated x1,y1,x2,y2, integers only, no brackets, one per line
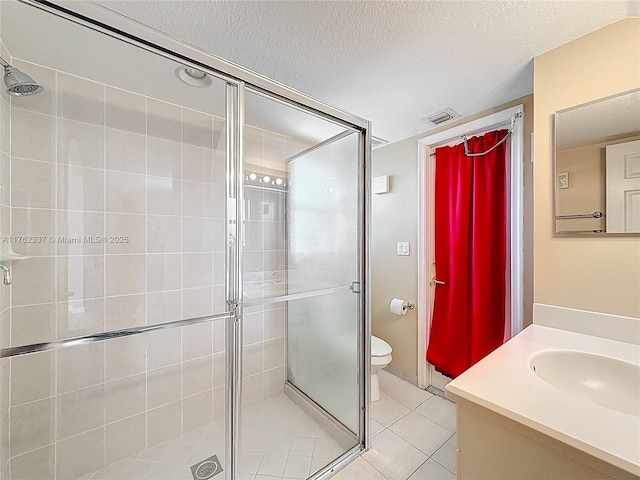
530,350,640,416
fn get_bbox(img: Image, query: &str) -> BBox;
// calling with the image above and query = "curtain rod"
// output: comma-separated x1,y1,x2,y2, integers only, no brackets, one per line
429,112,521,157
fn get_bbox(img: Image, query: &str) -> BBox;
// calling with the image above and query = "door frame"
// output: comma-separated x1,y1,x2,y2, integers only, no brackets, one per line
416,105,525,389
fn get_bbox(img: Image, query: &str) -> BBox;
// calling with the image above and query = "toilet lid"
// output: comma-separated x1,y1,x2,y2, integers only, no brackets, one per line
371,336,392,356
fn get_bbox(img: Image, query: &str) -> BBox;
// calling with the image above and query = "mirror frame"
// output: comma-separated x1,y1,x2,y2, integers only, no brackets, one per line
553,88,640,237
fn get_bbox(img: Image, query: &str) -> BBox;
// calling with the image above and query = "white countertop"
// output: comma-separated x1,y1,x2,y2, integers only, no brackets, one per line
445,324,640,476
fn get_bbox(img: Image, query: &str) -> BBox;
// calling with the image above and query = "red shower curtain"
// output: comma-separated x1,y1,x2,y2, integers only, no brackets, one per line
426,130,507,378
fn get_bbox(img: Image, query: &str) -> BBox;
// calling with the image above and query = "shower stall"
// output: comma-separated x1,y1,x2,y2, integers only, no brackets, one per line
0,1,371,479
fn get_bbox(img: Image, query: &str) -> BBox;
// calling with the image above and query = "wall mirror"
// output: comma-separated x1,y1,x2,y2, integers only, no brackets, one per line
554,88,640,236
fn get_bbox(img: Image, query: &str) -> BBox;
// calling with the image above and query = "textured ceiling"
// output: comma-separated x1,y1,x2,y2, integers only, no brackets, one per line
93,1,638,143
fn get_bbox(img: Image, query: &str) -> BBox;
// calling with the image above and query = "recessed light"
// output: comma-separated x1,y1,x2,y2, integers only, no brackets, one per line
175,66,212,88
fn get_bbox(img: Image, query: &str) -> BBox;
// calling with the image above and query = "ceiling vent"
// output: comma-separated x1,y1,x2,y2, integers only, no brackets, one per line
422,108,460,127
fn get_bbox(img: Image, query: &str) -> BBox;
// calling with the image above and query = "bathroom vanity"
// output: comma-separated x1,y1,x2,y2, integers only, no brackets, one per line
446,306,640,480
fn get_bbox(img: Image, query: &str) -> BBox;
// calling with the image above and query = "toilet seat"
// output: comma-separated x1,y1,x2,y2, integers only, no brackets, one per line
372,336,392,357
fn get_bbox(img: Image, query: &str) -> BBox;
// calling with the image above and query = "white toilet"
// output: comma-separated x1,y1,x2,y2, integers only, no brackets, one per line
371,335,393,402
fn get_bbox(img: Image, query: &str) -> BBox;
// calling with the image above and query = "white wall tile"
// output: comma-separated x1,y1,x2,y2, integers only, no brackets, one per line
183,391,213,433
182,181,213,217
147,364,181,409
147,253,181,292
106,87,146,135
11,257,56,306
105,414,145,464
146,328,181,370
56,384,105,440
147,175,181,216
11,303,56,346
9,398,54,456
105,171,145,214
147,290,181,325
10,351,54,405
56,210,105,255
56,342,104,394
105,254,145,296
11,109,55,162
56,427,104,480
105,374,145,424
182,287,213,319
105,213,146,254
182,322,212,360
147,136,181,178
106,127,146,174
57,298,104,339
182,253,212,289
182,217,213,253
105,294,146,331
11,158,55,209
243,343,263,377
57,118,104,169
10,208,55,257
147,99,181,142
183,108,213,149
9,444,55,480
57,73,105,126
57,255,105,301
182,144,213,183
57,164,105,211
146,401,181,447
182,356,212,397
105,335,146,381
147,215,181,253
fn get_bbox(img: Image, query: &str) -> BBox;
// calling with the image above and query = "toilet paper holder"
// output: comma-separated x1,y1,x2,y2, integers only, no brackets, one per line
390,298,416,316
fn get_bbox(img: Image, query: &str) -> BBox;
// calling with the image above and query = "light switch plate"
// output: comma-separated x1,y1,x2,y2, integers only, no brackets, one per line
396,241,409,256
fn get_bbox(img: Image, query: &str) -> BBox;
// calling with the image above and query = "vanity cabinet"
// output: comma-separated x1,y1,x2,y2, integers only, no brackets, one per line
454,399,637,480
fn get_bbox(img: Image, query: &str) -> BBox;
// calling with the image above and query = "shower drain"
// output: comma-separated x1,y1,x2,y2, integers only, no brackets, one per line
190,454,223,480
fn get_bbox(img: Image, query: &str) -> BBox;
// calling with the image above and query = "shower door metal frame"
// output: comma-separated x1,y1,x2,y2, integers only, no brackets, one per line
13,2,372,478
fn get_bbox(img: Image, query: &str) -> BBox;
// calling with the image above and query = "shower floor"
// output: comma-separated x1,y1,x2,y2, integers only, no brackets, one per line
81,393,349,480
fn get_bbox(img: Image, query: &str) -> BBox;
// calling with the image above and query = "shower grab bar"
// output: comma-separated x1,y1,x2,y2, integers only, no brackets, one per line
0,285,352,358
555,211,603,220
0,311,232,359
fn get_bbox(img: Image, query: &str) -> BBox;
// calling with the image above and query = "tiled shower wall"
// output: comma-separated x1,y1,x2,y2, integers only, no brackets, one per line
0,35,11,480
0,56,285,479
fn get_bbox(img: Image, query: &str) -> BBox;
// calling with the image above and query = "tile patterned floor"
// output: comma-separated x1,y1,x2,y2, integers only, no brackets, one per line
335,371,457,480
83,373,455,480
83,394,344,480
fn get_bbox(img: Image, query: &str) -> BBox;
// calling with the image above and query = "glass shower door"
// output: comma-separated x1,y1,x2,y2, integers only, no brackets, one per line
0,2,233,479
238,89,362,479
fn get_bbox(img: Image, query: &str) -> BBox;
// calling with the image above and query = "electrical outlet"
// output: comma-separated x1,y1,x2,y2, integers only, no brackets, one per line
396,242,409,256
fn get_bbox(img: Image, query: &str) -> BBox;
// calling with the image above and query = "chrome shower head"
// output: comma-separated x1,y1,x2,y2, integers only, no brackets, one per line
0,56,42,97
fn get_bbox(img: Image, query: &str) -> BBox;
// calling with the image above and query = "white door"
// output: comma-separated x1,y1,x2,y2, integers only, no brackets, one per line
606,140,640,233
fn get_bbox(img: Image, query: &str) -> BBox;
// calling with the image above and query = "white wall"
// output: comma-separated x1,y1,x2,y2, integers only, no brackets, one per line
533,18,640,318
